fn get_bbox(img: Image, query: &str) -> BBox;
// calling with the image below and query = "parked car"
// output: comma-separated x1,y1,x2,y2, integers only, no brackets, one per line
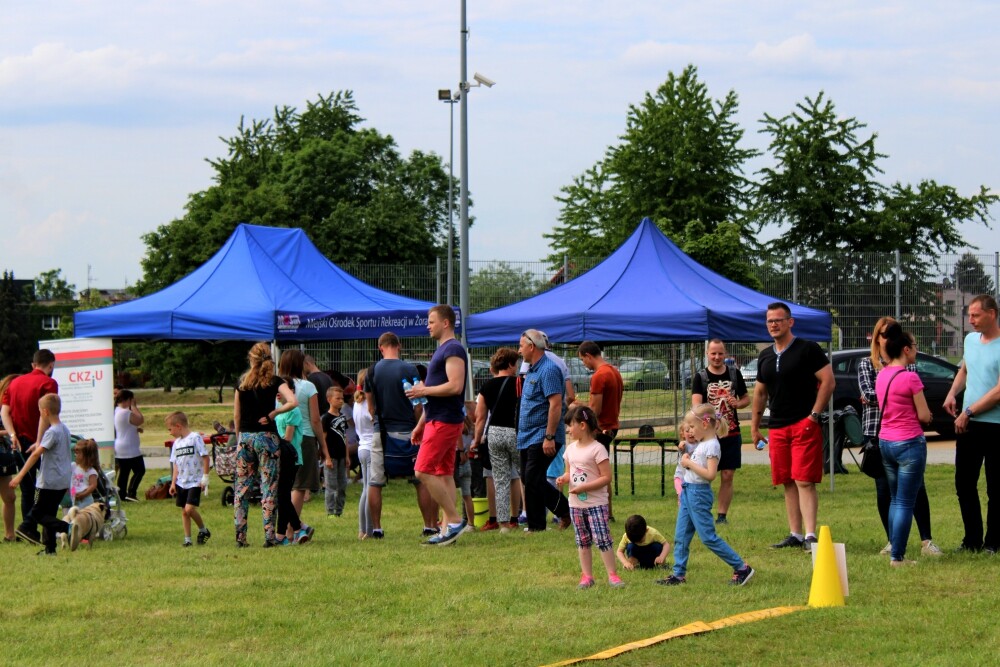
471,359,492,394
740,358,758,387
619,359,669,391
563,356,594,393
830,348,961,437
677,357,706,387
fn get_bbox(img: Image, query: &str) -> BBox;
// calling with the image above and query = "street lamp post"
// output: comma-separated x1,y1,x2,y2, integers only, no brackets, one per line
457,0,494,398
438,89,457,305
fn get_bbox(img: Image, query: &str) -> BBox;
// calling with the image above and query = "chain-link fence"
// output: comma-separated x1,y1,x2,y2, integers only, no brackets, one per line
292,250,997,438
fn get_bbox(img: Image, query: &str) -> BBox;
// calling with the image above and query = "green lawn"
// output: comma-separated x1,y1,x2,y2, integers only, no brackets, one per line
6,461,996,666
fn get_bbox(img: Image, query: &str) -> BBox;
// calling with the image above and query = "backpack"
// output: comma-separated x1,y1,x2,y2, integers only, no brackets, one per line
696,365,740,393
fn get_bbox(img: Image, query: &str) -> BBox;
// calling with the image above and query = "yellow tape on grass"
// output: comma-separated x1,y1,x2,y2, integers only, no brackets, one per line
541,605,808,667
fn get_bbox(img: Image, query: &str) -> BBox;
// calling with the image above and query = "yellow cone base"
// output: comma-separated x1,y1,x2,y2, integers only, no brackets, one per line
808,525,845,607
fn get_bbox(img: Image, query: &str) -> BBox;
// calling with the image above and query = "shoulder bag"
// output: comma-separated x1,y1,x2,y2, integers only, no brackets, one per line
860,369,901,479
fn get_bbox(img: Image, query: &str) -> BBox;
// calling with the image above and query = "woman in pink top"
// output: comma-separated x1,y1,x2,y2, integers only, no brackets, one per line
875,323,932,566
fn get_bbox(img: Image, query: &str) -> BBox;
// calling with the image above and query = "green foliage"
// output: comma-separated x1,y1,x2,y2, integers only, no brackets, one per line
133,92,460,387
137,91,458,294
33,268,76,301
469,262,551,313
951,253,994,295
0,271,36,374
52,288,111,339
755,92,997,347
547,65,759,280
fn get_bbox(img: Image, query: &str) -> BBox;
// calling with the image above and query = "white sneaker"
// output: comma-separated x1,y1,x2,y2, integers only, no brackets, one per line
921,540,943,557
879,542,892,555
461,525,476,534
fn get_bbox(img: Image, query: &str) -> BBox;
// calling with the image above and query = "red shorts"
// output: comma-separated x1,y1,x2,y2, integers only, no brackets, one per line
414,421,463,477
768,416,823,485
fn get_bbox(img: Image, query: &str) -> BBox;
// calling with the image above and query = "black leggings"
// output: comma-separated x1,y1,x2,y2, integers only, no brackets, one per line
115,456,145,500
277,443,301,536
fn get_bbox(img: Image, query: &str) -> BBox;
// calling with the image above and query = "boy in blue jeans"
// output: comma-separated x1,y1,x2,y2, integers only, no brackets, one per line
11,393,71,555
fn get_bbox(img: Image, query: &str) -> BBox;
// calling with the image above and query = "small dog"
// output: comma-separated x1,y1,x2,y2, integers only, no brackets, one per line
59,503,106,551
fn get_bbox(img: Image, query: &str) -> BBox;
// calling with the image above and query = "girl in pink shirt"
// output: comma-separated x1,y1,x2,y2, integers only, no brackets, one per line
556,406,623,589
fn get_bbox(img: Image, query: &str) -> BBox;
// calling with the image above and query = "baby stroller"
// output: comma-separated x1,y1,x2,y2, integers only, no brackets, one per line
66,434,127,541
211,430,239,506
210,428,263,507
95,462,128,541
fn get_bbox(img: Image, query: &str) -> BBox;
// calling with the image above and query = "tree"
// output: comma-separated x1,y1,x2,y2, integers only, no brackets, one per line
134,92,460,389
755,92,998,347
53,289,110,340
952,253,994,296
34,269,76,301
546,65,760,284
0,271,36,375
469,263,550,313
137,91,459,294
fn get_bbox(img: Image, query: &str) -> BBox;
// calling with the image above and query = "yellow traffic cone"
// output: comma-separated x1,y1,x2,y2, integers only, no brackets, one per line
808,525,845,608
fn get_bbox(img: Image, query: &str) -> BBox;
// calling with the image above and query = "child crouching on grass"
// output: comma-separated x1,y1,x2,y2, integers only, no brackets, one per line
657,405,754,587
616,514,670,570
556,406,623,589
167,411,211,547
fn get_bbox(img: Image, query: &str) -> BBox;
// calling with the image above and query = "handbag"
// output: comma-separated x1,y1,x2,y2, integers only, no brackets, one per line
480,376,510,448
0,435,22,477
861,370,901,479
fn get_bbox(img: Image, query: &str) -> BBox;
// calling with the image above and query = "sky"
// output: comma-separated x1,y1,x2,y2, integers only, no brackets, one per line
1,1,998,292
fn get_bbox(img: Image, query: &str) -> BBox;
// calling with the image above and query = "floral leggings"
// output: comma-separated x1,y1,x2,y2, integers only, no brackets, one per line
234,431,280,545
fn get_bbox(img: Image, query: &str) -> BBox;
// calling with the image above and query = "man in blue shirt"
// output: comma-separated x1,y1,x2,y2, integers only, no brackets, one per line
516,329,570,532
944,294,1000,554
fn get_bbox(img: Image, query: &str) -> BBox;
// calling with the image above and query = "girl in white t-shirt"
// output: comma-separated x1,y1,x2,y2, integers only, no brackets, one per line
70,438,100,509
658,405,754,587
354,368,375,540
556,406,623,589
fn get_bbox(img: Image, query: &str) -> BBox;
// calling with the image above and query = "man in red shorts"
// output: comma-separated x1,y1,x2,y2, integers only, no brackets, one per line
406,304,468,546
750,302,834,552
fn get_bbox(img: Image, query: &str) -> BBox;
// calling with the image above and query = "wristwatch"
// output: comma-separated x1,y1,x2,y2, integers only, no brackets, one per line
964,407,974,418
809,411,821,422
544,433,555,441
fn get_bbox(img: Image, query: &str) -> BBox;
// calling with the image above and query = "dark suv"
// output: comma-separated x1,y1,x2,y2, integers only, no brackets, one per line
830,348,961,437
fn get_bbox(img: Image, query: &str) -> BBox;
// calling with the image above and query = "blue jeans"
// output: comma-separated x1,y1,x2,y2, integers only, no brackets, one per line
673,483,744,578
880,435,927,560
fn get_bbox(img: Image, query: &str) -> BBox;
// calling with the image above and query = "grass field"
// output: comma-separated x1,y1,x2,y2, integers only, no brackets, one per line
7,457,998,666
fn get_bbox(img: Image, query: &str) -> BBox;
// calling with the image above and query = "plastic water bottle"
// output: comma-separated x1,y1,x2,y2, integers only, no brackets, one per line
412,377,428,405
756,439,767,451
402,378,420,407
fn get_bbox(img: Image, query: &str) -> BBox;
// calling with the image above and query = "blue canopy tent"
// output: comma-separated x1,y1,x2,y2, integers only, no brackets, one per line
75,224,439,340
466,218,831,345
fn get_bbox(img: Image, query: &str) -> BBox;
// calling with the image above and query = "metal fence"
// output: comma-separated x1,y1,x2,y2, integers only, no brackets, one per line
288,250,998,437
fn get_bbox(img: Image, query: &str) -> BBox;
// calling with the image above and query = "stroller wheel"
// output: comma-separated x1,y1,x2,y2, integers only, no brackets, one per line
102,526,113,542
120,525,127,539
222,486,235,507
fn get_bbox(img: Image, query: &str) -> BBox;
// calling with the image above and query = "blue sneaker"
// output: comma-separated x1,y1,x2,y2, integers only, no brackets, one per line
424,520,465,547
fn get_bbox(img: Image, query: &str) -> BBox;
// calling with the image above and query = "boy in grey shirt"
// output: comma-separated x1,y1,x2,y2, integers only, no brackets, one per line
11,393,72,555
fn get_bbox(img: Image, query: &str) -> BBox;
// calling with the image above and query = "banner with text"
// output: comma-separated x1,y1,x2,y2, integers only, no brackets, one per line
274,309,462,340
47,337,115,451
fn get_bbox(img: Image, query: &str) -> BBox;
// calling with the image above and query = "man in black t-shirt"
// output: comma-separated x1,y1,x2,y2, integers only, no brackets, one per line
750,302,834,552
366,332,438,538
692,339,749,525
